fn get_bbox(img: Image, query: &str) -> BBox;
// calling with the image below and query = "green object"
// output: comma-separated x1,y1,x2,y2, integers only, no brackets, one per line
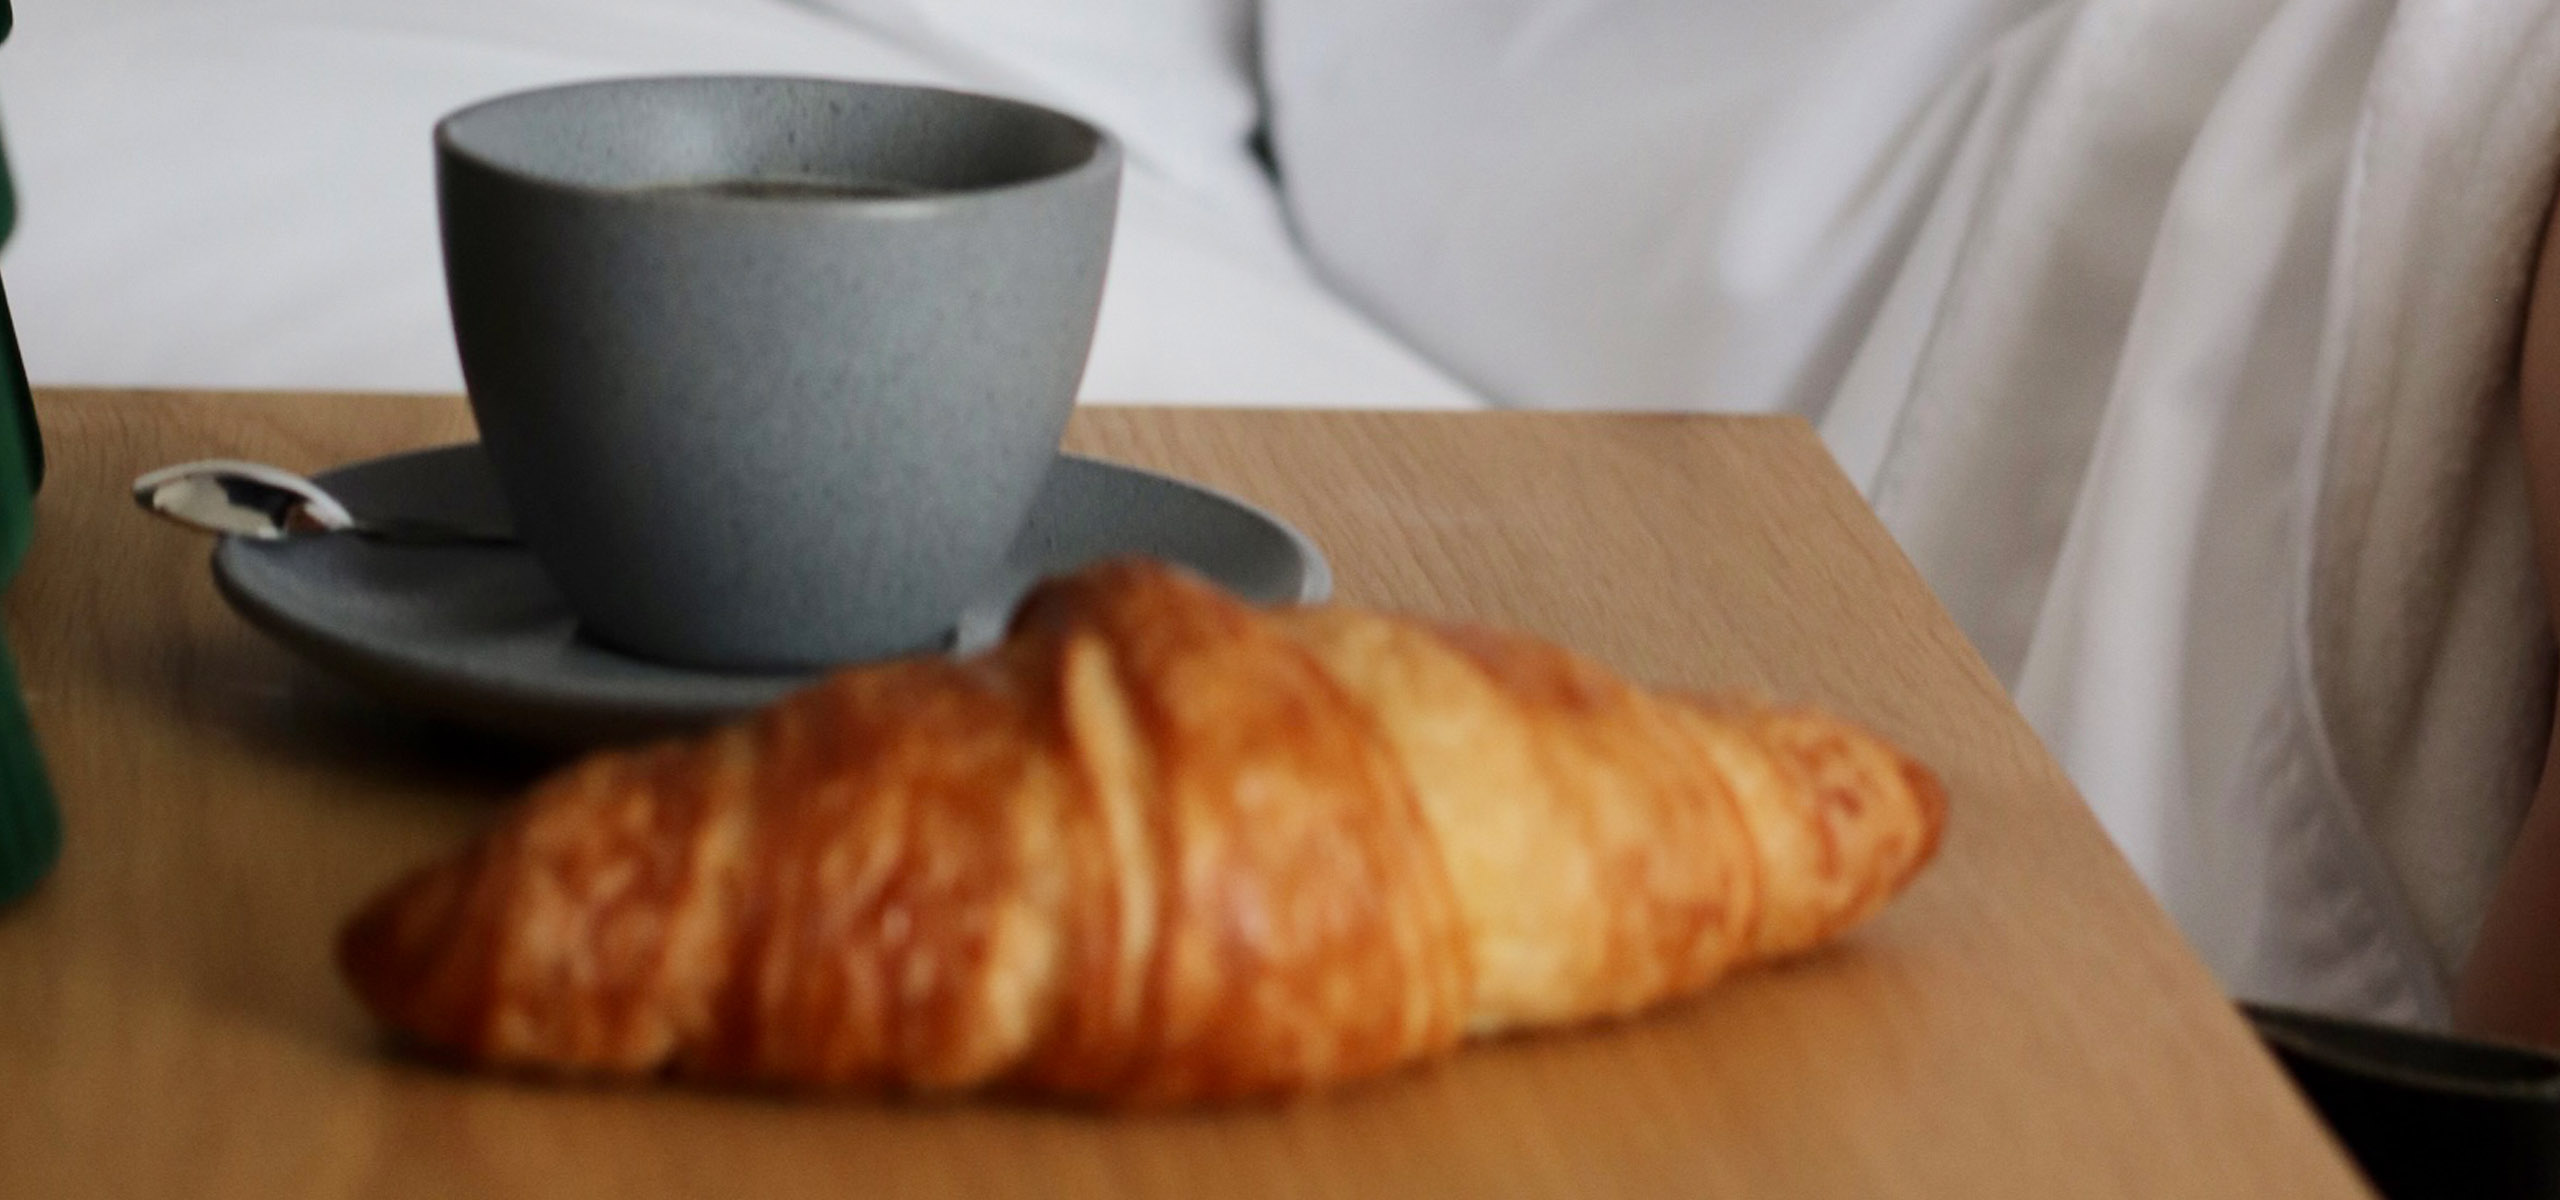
0,631,50,907
0,0,59,907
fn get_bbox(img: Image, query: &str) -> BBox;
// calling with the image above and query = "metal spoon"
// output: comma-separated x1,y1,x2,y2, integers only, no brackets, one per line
131,459,517,547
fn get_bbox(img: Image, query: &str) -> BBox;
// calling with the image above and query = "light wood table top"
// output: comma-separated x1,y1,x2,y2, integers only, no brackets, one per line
0,388,2368,1199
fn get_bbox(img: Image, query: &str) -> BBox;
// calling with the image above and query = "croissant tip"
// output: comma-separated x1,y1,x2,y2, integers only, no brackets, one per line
336,859,490,1061
1901,757,1951,878
336,884,413,1010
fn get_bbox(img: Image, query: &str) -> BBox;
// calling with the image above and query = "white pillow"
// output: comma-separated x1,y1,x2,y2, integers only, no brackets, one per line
1260,0,2052,413
0,0,1482,408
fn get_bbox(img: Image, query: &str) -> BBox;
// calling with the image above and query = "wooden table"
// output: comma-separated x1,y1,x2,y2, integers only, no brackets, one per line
0,389,2368,1198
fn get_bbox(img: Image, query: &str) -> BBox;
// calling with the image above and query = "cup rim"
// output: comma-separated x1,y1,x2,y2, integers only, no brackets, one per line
433,73,1122,207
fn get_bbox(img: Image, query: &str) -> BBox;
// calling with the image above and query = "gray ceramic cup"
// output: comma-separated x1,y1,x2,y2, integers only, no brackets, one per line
437,76,1120,670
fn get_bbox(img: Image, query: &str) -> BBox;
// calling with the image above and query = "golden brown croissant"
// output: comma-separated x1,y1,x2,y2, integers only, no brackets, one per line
339,559,1944,1104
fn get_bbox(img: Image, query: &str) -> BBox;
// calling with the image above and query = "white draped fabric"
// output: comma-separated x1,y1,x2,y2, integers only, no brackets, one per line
1845,0,2560,1023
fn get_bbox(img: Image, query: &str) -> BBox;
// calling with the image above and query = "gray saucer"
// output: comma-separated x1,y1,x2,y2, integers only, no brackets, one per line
211,443,1330,744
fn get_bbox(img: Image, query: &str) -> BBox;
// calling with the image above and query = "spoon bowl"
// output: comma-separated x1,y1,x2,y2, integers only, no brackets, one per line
133,459,516,546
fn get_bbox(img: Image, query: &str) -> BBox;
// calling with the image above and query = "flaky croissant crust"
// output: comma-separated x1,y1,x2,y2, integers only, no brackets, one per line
340,559,1945,1104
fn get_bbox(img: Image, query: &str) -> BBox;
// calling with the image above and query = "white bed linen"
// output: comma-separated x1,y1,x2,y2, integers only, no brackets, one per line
1261,0,2055,415
0,0,1483,409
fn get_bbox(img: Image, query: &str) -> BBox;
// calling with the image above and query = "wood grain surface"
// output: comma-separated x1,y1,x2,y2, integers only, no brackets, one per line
0,389,2369,1199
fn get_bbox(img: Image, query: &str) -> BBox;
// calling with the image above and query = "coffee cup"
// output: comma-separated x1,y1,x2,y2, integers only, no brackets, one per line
436,75,1121,670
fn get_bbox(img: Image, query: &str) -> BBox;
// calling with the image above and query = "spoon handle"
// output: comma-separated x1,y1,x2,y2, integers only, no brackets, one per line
349,518,519,548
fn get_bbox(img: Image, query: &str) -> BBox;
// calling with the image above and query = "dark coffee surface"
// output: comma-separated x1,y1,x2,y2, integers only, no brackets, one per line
640,176,940,201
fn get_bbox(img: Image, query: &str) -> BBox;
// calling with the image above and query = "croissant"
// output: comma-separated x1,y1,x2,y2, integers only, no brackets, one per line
338,558,1944,1104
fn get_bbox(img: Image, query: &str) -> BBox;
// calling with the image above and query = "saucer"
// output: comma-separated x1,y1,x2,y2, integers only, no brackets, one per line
212,443,1330,744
